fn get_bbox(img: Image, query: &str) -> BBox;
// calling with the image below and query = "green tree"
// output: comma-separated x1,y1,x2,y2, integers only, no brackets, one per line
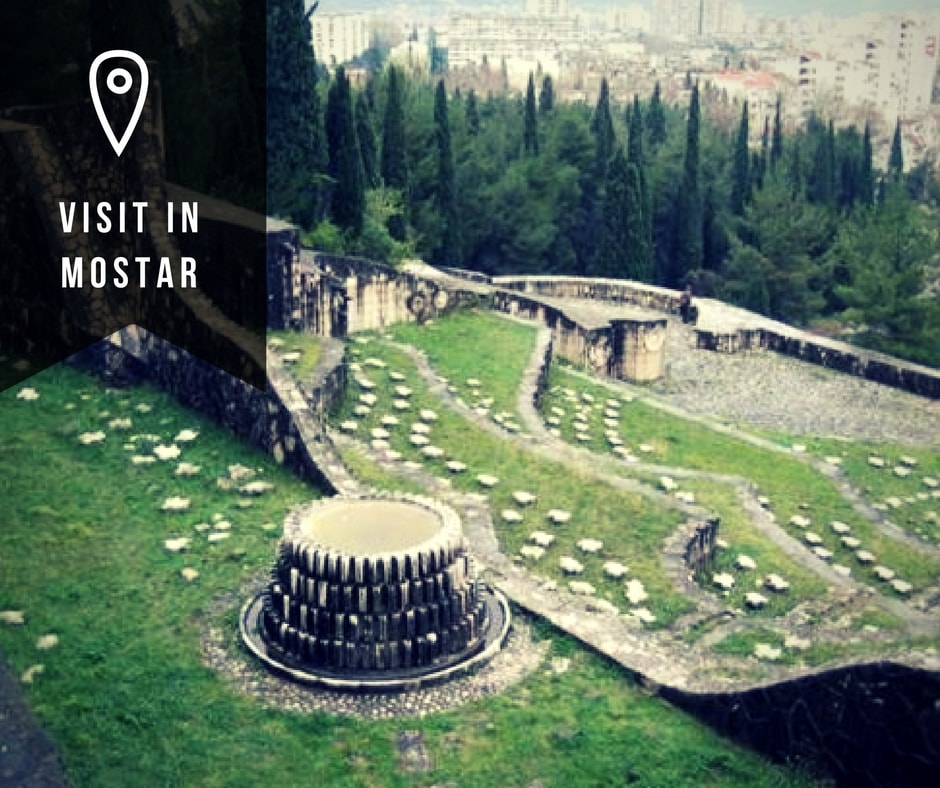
594,150,650,281
325,66,364,233
647,81,667,147
523,72,540,155
672,82,702,284
889,119,904,181
771,97,783,170
355,92,378,188
266,0,324,225
829,186,934,362
381,64,408,190
591,78,615,180
434,79,460,265
730,100,750,214
860,122,874,206
539,74,554,114
466,88,480,135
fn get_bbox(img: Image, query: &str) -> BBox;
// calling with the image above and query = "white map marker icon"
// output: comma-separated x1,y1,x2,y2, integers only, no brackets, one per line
89,50,149,157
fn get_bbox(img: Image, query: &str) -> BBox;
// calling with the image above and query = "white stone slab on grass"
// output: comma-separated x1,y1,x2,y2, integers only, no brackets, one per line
568,580,596,596
421,446,445,459
624,579,648,604
745,592,768,610
164,537,191,553
603,561,628,579
735,555,757,571
559,556,584,574
445,460,467,473
755,643,782,661
502,509,523,524
546,509,571,525
520,545,545,560
764,574,790,593
712,572,735,591
530,531,555,547
891,578,913,594
513,491,537,506
161,497,191,512
577,538,603,554
873,565,896,581
477,474,499,488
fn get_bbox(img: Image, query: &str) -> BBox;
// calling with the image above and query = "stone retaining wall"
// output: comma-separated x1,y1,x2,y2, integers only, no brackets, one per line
84,327,342,495
287,252,479,336
662,661,940,787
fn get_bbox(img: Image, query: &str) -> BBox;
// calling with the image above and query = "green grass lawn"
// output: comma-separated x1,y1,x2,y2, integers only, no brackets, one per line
0,361,826,787
540,365,940,596
800,437,940,546
390,310,538,424
334,338,692,626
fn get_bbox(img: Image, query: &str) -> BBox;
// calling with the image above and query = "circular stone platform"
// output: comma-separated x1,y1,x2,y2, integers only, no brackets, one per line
241,494,511,691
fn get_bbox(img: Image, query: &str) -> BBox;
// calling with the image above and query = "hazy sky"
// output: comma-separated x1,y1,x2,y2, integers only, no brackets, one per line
319,0,940,15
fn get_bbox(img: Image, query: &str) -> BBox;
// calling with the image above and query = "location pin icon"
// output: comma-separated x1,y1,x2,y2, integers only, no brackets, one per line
89,50,149,157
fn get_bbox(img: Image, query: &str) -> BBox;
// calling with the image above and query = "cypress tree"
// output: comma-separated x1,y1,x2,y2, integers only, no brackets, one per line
434,79,461,265
326,67,364,233
523,72,539,155
673,82,702,284
730,100,750,214
381,64,408,190
466,88,480,135
861,122,874,205
591,78,615,179
596,150,649,280
889,119,904,181
770,97,783,169
627,93,653,276
808,121,834,204
539,74,554,114
647,81,667,147
757,114,769,189
627,94,643,167
355,92,378,188
266,0,324,225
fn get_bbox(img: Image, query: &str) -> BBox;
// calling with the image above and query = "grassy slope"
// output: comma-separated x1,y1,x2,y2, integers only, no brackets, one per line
0,362,823,787
543,365,940,594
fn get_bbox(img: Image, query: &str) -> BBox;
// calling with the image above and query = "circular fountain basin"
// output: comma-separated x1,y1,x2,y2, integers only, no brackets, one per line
299,499,442,554
242,494,511,692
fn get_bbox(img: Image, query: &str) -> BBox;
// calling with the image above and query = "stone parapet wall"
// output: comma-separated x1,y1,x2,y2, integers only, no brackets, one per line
662,661,940,787
696,325,940,399
490,274,684,315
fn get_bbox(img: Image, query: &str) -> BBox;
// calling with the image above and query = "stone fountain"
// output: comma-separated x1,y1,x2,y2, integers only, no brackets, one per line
241,494,510,691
